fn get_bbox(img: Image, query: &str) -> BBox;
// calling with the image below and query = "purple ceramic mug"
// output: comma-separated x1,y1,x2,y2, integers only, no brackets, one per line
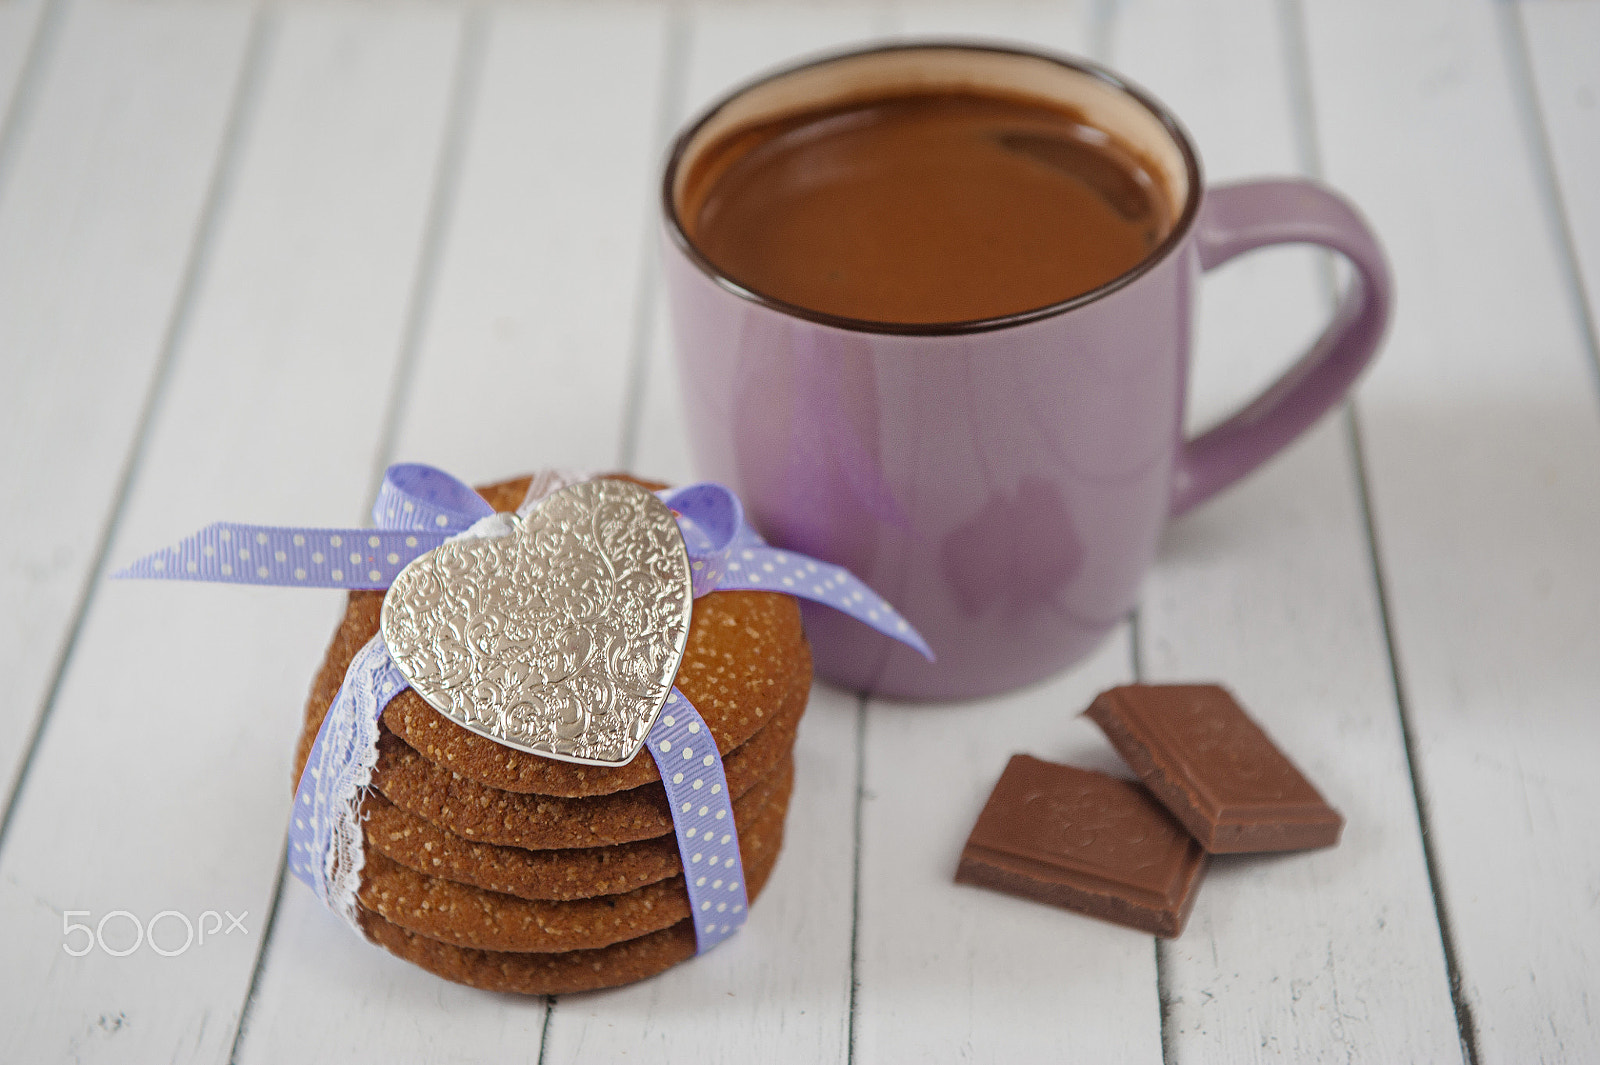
661,43,1392,701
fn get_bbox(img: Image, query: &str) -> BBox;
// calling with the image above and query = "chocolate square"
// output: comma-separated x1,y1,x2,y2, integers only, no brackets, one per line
1086,684,1344,853
955,754,1208,937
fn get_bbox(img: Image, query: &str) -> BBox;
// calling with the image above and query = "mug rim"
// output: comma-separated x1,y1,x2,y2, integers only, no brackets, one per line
661,39,1206,337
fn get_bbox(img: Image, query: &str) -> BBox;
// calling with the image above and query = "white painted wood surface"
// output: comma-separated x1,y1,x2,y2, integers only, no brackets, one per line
388,3,668,481
1304,0,1600,1061
0,0,253,817
0,4,459,1060
1,0,1596,1061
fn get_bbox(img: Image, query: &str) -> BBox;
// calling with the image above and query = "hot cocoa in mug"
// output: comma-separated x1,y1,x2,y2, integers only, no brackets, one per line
679,89,1175,323
662,44,1392,700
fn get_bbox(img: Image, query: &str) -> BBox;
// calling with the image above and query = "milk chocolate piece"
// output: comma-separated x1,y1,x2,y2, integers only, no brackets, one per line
1086,684,1343,854
955,755,1207,937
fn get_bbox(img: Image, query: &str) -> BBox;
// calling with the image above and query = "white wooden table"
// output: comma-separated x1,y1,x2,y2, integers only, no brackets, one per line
2,0,1597,1060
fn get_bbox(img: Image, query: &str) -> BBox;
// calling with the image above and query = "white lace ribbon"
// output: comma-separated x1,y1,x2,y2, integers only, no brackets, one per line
287,634,409,928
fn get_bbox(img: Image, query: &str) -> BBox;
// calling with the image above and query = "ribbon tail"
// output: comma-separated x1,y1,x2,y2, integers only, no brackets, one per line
642,688,750,953
720,547,934,661
373,463,495,528
112,521,451,589
790,577,935,661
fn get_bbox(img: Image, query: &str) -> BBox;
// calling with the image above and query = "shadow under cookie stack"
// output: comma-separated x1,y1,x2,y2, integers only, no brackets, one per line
292,476,813,994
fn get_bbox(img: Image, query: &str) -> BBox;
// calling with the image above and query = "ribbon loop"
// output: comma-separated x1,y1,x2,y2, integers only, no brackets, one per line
662,482,745,550
662,482,742,596
372,463,494,531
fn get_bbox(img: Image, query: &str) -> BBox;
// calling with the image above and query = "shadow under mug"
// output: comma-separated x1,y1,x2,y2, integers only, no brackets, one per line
661,42,1392,701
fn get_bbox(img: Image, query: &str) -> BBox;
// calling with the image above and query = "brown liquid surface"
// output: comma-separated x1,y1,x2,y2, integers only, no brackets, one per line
682,91,1174,325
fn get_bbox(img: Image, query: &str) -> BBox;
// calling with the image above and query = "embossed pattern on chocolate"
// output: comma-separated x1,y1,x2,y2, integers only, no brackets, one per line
1086,684,1343,853
381,479,692,767
955,755,1207,937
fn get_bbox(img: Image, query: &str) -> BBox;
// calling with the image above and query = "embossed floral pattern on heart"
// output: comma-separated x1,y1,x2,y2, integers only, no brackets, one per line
380,479,693,766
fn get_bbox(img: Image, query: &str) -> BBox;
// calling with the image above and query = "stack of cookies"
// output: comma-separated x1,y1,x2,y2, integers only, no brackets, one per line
292,475,813,994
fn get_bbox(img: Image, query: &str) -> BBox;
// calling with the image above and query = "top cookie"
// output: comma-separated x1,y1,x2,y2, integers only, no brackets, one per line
298,474,812,798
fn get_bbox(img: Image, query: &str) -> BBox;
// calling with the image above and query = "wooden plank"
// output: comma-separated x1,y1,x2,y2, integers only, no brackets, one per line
385,3,667,482
1304,0,1600,1059
1520,0,1600,363
541,8,884,1062
631,296,694,485
0,0,251,818
840,11,1163,1063
1110,2,1463,1058
0,4,460,1061
236,5,670,1061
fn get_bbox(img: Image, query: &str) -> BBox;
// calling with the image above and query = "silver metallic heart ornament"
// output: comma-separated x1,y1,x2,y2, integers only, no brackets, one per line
379,478,693,766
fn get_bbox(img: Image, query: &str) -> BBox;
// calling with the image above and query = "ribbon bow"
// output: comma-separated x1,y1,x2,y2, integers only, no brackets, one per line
119,465,930,955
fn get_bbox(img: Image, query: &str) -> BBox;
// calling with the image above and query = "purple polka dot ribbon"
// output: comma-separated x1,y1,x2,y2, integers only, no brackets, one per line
114,463,477,588
116,523,453,588
117,474,935,663
118,464,931,953
646,689,747,953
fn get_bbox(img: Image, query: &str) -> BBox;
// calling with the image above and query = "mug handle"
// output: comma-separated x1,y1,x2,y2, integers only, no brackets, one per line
1169,179,1393,517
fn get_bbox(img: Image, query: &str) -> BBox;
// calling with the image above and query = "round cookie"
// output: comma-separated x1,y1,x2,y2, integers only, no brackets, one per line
301,590,806,796
357,819,784,995
381,590,809,796
364,754,794,901
358,760,791,953
369,662,807,850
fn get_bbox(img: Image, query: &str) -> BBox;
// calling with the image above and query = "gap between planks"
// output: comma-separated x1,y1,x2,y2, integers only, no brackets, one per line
1498,2,1600,411
0,0,64,207
1281,0,1479,1058
845,692,868,1065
